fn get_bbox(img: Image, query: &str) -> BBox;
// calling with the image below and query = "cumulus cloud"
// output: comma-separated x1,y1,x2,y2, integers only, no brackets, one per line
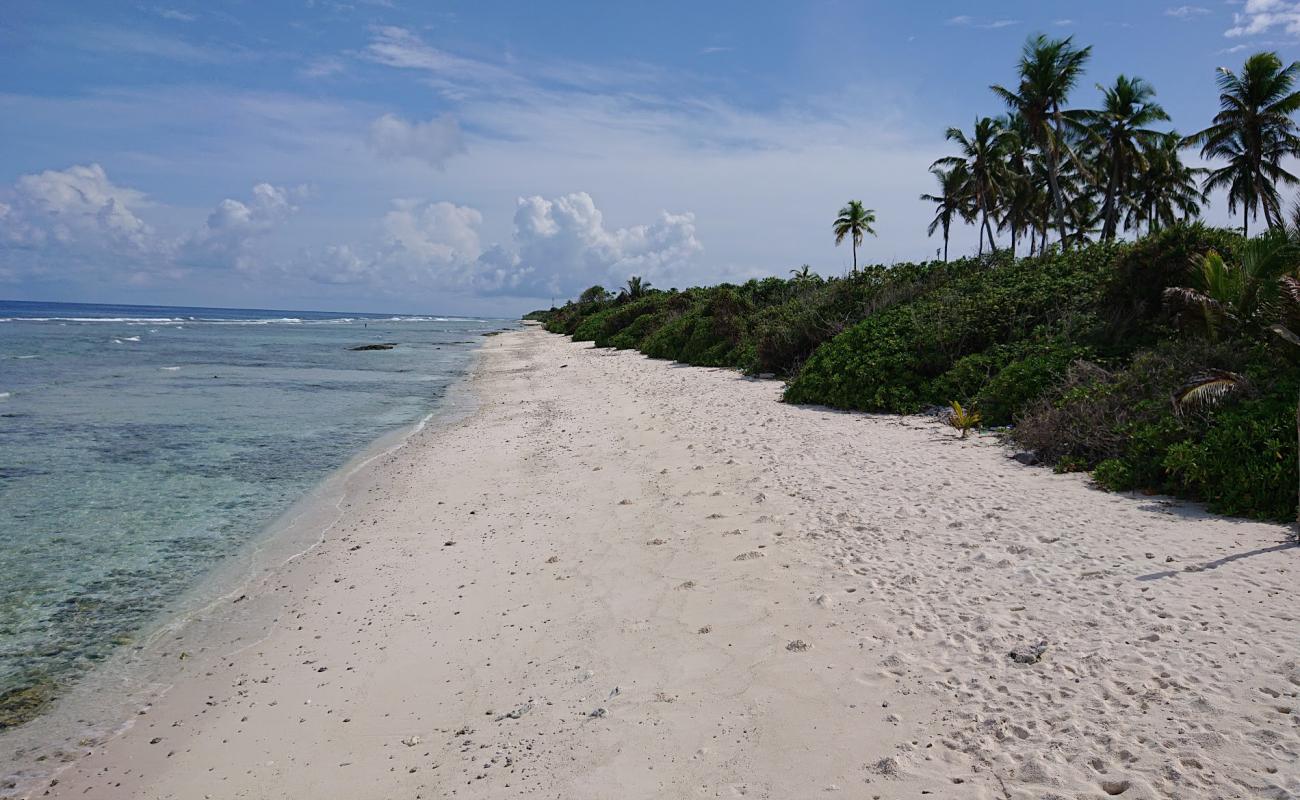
0,164,164,284
508,192,701,296
0,164,307,283
1225,0,1300,37
179,183,300,272
382,199,483,267
367,113,465,168
0,163,153,252
305,192,701,298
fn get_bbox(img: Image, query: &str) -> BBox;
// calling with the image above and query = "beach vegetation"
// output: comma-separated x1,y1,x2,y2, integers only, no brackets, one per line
523,41,1300,522
946,400,981,438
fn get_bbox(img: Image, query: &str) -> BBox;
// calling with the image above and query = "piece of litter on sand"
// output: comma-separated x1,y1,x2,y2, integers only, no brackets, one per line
495,702,533,721
401,736,421,747
1008,640,1048,664
786,639,811,652
588,707,607,718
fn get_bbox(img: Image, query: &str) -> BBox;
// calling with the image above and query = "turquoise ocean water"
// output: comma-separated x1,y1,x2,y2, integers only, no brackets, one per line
0,300,507,727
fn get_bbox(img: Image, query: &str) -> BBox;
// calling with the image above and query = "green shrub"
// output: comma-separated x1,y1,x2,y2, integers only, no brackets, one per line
1092,458,1134,491
785,246,1119,412
1161,387,1298,520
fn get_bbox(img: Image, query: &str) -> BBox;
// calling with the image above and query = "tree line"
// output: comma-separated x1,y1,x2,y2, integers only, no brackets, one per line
834,36,1300,266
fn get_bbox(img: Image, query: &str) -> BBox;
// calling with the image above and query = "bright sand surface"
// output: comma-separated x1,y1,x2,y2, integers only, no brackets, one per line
26,327,1300,799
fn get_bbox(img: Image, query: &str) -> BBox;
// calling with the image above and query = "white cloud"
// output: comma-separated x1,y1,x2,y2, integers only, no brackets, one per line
0,163,153,253
508,192,701,296
305,192,701,298
361,26,519,97
1225,0,1300,36
300,56,346,79
305,244,372,285
1166,5,1212,19
156,8,197,22
367,113,465,168
946,16,1021,29
179,183,300,272
382,199,483,268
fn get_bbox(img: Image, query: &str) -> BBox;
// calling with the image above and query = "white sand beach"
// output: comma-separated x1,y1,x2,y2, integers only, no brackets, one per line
28,327,1300,799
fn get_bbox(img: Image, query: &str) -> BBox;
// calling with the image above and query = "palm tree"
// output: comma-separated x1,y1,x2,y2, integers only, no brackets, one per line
997,113,1038,257
832,200,877,272
933,117,1010,255
992,35,1093,249
1082,75,1170,241
622,275,651,300
1191,52,1300,237
920,165,969,261
1127,132,1207,234
789,264,816,281
1164,232,1298,340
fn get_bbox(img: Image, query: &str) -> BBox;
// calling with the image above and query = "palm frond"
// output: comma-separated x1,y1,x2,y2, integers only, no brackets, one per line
1172,370,1249,416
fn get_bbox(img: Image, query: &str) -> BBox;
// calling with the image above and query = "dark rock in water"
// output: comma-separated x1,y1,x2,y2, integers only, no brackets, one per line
350,343,397,351
1008,640,1048,664
1010,451,1040,466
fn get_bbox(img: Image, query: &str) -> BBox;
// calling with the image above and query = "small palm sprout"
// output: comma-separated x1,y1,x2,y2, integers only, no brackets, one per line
946,400,982,439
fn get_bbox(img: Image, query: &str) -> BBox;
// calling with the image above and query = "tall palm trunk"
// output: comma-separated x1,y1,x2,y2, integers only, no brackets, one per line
942,224,950,262
1046,110,1071,249
1101,151,1122,241
852,241,857,273
982,211,998,254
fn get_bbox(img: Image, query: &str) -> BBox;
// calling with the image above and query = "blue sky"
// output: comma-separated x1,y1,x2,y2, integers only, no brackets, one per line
2,1,1297,315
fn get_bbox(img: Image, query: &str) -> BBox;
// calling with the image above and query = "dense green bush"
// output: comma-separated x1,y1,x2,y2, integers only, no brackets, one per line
1013,339,1297,520
784,245,1119,412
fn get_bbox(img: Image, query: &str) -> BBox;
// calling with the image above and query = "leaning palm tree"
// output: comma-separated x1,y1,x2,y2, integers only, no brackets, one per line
933,117,1010,255
1191,52,1300,237
992,35,1093,250
832,200,877,272
1081,75,1170,241
920,164,969,261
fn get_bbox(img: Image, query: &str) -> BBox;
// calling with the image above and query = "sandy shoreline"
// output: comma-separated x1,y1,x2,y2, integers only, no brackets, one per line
13,327,1299,799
